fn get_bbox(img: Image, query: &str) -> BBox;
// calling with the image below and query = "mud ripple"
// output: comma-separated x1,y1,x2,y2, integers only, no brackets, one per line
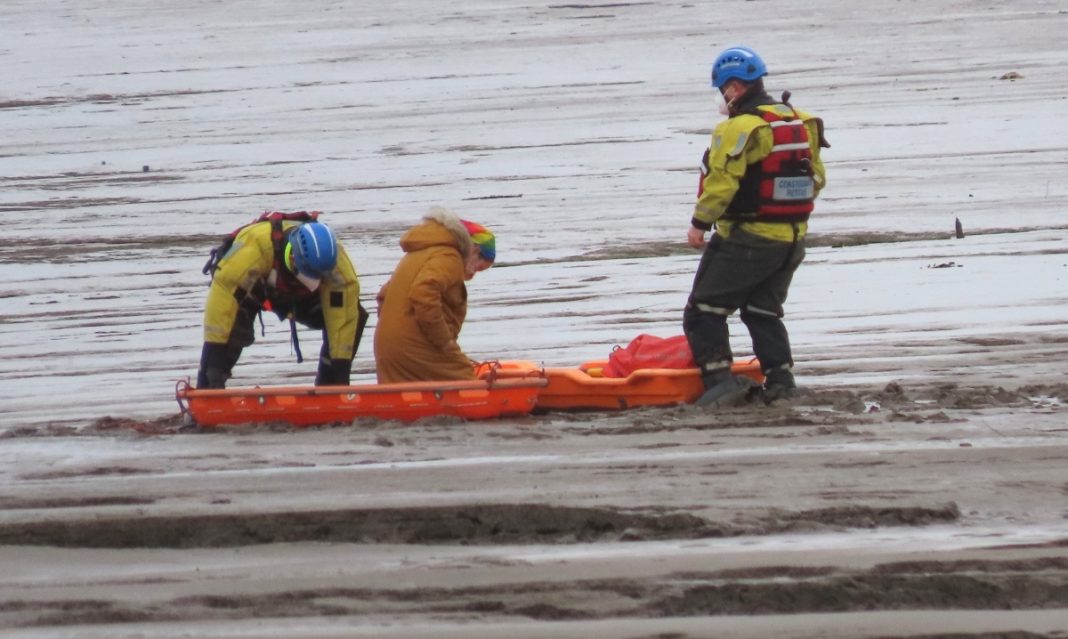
0,503,959,548
5,556,1067,628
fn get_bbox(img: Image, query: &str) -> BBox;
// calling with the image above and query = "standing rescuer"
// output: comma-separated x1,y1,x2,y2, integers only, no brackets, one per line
683,46,829,408
198,212,367,389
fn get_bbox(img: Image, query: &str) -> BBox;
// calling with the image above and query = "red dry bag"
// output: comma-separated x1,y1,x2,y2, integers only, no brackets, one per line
603,334,696,378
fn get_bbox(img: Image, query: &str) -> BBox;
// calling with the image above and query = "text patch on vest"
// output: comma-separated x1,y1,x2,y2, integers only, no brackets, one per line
772,176,814,201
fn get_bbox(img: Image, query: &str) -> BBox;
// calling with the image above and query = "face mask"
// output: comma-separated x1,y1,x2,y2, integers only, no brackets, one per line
295,272,321,291
713,89,731,117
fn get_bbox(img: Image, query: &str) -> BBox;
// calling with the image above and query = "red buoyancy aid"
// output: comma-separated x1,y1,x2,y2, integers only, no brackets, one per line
203,210,319,278
257,212,321,306
725,109,815,223
202,210,322,310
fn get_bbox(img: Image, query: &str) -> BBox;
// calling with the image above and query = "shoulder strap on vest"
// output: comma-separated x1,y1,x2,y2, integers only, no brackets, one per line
203,211,321,278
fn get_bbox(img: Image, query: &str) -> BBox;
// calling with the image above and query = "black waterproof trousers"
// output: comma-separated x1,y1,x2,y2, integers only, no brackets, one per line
683,226,804,386
196,294,368,389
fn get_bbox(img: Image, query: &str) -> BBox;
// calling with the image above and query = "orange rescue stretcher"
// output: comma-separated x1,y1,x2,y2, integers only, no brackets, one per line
176,373,547,428
484,358,764,412
176,359,764,427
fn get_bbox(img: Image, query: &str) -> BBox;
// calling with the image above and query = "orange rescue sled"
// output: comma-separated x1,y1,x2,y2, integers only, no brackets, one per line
486,358,763,412
176,375,547,428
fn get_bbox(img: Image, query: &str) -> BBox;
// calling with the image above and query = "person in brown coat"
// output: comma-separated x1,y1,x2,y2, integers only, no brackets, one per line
374,208,496,383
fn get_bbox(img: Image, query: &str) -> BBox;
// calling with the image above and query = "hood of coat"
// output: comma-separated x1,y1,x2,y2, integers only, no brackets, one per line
399,207,475,257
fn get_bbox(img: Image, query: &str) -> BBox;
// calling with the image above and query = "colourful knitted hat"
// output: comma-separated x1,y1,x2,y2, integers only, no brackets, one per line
460,219,496,263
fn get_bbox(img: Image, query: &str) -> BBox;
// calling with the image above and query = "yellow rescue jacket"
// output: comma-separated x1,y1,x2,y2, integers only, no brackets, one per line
202,221,361,361
694,102,827,242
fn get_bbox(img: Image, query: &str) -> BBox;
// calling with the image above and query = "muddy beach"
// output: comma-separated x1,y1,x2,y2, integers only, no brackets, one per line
3,0,1068,636
3,381,1068,637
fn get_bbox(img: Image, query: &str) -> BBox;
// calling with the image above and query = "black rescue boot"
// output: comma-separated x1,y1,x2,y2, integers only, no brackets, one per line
196,342,232,389
760,368,797,405
695,369,753,409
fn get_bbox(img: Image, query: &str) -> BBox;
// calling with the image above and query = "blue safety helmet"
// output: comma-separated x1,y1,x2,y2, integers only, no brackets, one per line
289,222,338,278
710,46,767,89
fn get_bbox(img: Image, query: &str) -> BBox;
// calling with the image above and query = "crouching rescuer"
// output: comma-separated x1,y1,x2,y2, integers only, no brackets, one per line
197,211,368,389
683,46,829,408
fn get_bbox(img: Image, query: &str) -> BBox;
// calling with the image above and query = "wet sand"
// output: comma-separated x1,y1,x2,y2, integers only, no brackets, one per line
3,0,1068,636
3,383,1068,636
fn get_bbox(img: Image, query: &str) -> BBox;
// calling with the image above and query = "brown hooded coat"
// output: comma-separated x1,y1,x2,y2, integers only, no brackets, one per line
374,211,477,383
